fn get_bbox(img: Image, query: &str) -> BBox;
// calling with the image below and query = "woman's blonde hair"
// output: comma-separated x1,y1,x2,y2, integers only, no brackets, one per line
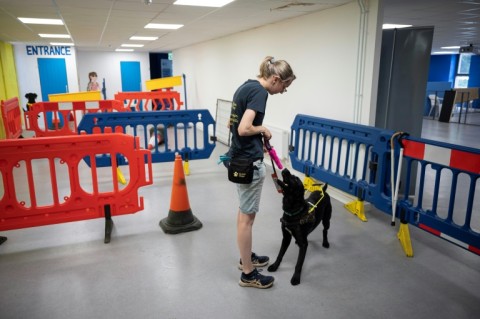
258,56,296,83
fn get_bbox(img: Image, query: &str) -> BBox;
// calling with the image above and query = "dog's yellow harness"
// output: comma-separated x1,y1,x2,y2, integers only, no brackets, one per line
307,186,325,214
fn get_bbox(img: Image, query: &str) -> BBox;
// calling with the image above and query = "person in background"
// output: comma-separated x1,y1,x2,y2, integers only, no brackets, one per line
87,71,100,91
228,56,296,289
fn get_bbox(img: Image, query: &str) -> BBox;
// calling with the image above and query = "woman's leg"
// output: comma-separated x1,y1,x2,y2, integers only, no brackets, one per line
237,211,256,274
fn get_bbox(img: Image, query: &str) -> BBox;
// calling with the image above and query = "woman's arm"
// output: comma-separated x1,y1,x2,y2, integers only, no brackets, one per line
238,109,272,140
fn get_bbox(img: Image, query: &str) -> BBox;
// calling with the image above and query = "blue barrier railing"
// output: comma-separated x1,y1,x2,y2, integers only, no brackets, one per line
78,110,216,166
289,114,480,256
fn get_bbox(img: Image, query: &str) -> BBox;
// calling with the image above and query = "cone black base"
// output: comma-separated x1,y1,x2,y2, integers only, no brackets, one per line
159,209,202,234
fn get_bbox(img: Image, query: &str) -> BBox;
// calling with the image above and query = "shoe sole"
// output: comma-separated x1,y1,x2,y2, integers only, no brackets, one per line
239,280,274,289
238,261,269,270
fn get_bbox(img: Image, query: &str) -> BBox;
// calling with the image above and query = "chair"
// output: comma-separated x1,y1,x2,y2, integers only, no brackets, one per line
428,94,442,118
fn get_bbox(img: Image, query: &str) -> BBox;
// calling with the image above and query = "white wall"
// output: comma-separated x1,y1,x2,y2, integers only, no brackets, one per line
173,1,381,127
76,51,150,100
14,44,80,104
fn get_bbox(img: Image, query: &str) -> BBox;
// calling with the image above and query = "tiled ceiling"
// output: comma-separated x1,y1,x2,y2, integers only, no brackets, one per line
0,0,479,53
383,0,480,53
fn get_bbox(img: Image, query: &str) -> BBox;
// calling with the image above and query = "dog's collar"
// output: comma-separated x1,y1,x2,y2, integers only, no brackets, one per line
283,205,304,217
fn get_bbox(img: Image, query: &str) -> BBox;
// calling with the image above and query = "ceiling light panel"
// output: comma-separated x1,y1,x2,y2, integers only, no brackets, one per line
50,42,74,46
145,23,183,29
39,34,71,38
174,0,235,7
18,17,64,25
121,44,144,47
130,36,159,41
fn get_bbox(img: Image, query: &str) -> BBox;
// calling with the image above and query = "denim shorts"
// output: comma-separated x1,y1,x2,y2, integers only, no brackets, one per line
236,160,266,214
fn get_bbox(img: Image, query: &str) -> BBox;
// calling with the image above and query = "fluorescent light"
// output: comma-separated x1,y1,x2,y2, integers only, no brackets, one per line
130,36,158,41
145,23,183,30
174,0,235,7
382,24,412,29
18,17,63,25
121,44,144,47
441,46,460,49
116,49,134,52
39,34,71,38
432,51,458,55
50,42,74,46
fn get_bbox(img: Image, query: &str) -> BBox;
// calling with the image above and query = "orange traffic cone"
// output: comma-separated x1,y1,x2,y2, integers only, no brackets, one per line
159,154,202,234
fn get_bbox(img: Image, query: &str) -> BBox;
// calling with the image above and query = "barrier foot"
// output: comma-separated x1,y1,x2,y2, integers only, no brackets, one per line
344,199,367,222
104,205,114,244
160,210,202,234
183,160,190,176
0,236,7,245
159,154,202,234
117,167,127,185
397,222,414,257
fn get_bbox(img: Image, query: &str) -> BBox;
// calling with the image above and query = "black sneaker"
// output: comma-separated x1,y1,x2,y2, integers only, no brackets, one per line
239,268,274,289
238,252,269,270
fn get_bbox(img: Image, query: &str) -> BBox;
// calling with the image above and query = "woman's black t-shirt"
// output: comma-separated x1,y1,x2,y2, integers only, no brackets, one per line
228,79,268,160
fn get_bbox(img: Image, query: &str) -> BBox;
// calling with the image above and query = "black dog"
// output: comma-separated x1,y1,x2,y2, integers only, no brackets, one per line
24,92,37,112
268,168,332,285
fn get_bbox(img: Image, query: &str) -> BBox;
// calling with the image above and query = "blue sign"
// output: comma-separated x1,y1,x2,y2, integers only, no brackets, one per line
26,45,72,56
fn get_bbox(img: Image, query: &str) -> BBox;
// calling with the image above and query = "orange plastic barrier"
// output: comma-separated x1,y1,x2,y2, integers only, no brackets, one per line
24,100,124,137
114,91,183,111
1,97,22,139
0,128,152,233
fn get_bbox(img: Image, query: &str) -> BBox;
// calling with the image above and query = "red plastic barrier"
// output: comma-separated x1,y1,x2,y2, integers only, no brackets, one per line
1,97,22,139
114,91,183,111
0,128,152,231
24,100,125,137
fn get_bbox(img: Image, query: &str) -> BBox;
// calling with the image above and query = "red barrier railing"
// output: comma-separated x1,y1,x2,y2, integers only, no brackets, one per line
114,91,183,111
0,128,152,242
24,100,125,137
1,97,22,139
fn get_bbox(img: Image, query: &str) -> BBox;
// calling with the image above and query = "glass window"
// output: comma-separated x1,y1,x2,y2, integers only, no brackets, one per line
454,53,471,88
457,53,472,74
454,76,469,88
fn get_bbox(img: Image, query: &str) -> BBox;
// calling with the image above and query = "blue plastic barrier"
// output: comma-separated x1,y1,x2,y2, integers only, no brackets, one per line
289,114,395,214
289,114,480,256
78,110,216,166
399,137,480,255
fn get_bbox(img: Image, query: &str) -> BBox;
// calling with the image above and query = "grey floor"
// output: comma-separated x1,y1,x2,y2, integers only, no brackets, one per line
1,118,479,319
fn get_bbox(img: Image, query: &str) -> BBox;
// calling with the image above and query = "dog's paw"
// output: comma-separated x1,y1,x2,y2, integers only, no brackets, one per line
323,241,330,248
267,264,279,272
291,274,301,286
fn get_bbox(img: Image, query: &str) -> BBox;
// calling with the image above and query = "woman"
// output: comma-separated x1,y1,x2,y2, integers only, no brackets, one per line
228,56,296,289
